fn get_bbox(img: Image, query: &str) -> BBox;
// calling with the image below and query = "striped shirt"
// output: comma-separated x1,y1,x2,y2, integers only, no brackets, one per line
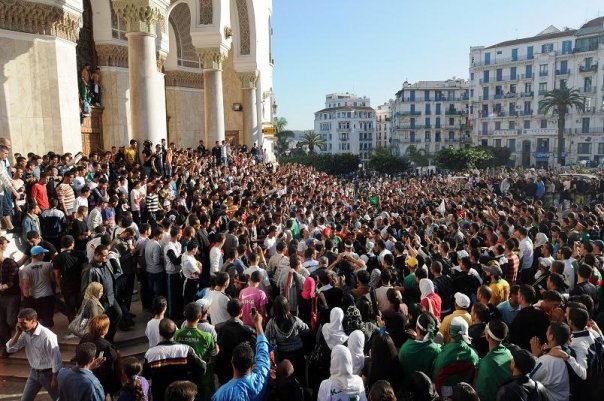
56,183,75,213
146,193,160,214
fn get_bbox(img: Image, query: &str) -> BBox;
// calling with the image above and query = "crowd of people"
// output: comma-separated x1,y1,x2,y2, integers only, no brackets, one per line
2,135,604,401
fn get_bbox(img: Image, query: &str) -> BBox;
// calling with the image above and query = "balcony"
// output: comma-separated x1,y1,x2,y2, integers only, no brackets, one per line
479,78,490,84
555,69,571,75
578,87,596,94
564,127,604,134
445,109,466,115
538,90,547,96
337,127,350,132
520,110,533,116
539,71,549,77
494,93,504,99
521,91,534,97
396,111,421,116
579,64,598,73
410,139,422,144
471,53,530,67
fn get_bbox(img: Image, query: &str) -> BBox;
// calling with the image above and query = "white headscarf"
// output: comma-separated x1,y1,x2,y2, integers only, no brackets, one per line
329,345,357,391
322,307,348,349
347,330,365,375
419,278,435,299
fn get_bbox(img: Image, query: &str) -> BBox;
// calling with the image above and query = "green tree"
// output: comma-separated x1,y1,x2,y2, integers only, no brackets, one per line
274,116,288,133
539,87,585,165
298,131,326,153
406,145,430,167
279,153,360,175
368,147,410,174
434,146,495,171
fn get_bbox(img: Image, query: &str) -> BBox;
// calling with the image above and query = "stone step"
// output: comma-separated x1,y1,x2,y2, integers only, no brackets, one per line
2,299,152,381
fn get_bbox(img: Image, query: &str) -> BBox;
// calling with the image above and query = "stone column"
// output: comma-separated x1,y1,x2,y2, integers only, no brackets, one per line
238,72,258,147
198,47,228,145
112,0,167,146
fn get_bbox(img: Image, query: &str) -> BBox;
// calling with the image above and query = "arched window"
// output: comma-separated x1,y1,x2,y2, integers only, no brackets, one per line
111,8,127,40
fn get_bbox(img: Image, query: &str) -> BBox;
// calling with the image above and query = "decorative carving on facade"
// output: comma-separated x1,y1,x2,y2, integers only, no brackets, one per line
235,0,250,55
96,44,129,68
0,0,81,42
199,0,212,24
197,47,228,70
238,71,258,89
112,0,165,34
165,70,204,89
157,52,167,72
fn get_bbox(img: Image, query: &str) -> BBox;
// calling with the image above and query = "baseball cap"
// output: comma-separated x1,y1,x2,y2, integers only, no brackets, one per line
454,292,471,309
406,257,418,268
30,246,49,257
483,262,503,277
534,233,548,248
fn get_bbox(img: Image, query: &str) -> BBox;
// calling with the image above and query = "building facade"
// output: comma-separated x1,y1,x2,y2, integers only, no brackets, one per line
391,79,471,157
375,102,392,149
469,17,604,167
314,93,375,162
0,0,276,158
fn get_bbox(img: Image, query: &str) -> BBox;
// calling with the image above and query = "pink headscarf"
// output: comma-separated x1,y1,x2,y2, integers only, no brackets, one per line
301,276,316,300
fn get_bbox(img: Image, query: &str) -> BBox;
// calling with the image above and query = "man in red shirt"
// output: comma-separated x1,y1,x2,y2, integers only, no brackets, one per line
31,174,49,210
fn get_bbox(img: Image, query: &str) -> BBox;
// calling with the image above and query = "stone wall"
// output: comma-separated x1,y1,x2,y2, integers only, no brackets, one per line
98,66,131,148
222,49,244,144
165,86,204,148
0,31,82,155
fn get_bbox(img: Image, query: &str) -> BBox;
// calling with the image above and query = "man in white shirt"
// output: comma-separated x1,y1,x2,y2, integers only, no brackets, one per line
204,272,231,325
516,227,534,281
6,308,63,401
530,322,576,401
242,252,271,291
209,233,225,276
301,247,319,274
263,226,278,258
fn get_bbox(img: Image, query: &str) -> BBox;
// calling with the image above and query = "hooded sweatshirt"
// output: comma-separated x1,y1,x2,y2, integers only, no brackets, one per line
265,315,309,353
317,345,367,401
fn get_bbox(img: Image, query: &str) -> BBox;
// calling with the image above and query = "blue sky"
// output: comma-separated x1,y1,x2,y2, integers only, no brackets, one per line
272,0,599,130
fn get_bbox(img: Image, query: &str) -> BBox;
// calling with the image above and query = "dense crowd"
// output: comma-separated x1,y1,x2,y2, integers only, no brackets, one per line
2,136,604,401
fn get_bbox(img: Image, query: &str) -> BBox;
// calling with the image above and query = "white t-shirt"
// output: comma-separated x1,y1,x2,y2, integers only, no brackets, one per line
242,265,271,288
204,290,230,326
181,253,200,279
145,318,161,348
317,377,367,401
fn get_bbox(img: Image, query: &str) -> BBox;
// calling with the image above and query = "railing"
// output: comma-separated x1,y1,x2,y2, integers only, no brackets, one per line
337,127,350,132
521,91,534,97
564,127,604,134
555,69,571,75
479,78,490,84
538,90,547,96
494,94,504,99
471,53,531,67
445,110,466,115
539,71,549,77
395,111,421,116
579,64,598,73
519,110,533,116
578,87,596,93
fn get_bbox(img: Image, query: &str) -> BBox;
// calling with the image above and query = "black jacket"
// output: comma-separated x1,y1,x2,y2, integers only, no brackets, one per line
496,375,549,401
215,318,256,385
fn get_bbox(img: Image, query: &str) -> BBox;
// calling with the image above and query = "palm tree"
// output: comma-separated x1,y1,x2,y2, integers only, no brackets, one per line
298,131,326,153
276,130,295,157
539,87,585,165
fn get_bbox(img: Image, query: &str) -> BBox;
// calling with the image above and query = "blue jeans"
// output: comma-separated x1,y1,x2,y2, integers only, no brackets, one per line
147,272,165,302
22,369,58,401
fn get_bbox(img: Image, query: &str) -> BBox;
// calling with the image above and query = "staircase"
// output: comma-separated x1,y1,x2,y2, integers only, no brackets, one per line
0,232,151,382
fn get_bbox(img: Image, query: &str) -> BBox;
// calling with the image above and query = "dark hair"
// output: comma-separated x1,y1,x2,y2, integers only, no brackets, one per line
61,235,75,249
368,380,396,401
232,343,255,373
451,382,480,401
472,303,490,323
272,296,293,332
357,270,370,285
158,318,176,340
164,381,198,401
17,308,37,321
215,272,230,287
367,333,398,387
568,307,589,330
486,319,508,342
250,270,262,283
74,342,97,367
477,285,492,302
183,302,202,322
577,263,593,279
227,298,243,318
549,321,571,346
152,296,167,315
518,284,536,304
121,357,145,401
509,345,536,375
416,312,438,337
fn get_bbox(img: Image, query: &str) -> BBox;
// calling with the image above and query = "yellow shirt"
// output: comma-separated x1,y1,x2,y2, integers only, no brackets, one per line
489,279,510,306
439,309,472,344
125,147,138,166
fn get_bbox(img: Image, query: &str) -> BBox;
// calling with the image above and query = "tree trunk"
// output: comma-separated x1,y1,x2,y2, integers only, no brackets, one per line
557,109,566,165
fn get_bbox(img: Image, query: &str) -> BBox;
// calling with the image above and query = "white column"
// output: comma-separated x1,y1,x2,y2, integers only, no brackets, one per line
198,48,228,145
112,0,167,146
238,72,258,146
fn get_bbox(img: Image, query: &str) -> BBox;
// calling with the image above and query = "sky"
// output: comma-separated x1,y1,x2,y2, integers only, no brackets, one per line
272,0,600,131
